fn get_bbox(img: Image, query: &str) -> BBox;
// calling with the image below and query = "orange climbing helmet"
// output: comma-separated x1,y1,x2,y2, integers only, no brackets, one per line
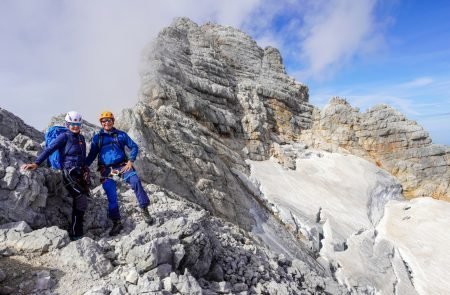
99,111,115,122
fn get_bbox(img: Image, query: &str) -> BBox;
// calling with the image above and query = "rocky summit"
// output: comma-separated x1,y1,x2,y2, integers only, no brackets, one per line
0,17,449,295
299,97,449,201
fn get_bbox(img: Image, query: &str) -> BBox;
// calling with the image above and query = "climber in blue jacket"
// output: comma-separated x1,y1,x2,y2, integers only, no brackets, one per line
85,111,154,236
22,111,88,241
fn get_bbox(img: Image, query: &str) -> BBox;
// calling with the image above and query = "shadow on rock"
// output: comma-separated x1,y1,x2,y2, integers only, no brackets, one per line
0,256,64,295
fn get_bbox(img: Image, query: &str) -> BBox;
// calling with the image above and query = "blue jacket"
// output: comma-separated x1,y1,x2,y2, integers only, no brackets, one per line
35,131,86,169
86,128,139,167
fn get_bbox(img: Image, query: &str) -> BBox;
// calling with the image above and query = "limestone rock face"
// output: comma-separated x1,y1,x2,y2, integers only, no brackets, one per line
117,17,313,229
0,222,69,255
59,237,114,278
117,104,257,230
1,17,448,295
300,97,450,200
139,17,312,160
0,110,102,230
0,108,43,142
0,102,345,292
0,112,51,227
0,185,346,295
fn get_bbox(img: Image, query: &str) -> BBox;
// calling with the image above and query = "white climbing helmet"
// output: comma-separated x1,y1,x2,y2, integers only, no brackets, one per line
65,111,83,123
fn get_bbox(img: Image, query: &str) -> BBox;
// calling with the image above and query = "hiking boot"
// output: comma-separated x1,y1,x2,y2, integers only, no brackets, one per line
109,220,123,236
141,207,155,225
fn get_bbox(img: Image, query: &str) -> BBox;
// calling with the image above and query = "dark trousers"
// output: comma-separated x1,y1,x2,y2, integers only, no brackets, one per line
62,167,89,237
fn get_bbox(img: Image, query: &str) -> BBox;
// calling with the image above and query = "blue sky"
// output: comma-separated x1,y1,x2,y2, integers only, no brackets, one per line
1,0,449,145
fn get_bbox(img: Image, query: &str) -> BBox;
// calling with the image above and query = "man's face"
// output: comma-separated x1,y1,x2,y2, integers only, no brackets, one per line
100,118,114,131
68,122,81,134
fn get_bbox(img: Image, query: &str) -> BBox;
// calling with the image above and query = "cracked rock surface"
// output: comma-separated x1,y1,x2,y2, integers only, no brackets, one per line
1,17,449,295
0,185,347,295
299,97,449,201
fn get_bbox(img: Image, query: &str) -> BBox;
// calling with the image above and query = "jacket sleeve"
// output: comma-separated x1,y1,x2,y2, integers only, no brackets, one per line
34,133,67,165
85,134,100,167
123,132,139,162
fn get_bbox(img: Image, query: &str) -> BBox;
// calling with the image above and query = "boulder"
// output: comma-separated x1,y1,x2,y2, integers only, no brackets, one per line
58,237,113,278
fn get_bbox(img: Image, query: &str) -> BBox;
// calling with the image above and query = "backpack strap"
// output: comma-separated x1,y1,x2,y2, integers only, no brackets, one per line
97,132,123,151
97,132,103,150
62,133,86,168
79,134,86,160
60,132,72,165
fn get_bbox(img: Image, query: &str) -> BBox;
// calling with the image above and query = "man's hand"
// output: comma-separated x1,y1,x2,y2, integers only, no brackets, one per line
21,163,38,171
120,161,133,173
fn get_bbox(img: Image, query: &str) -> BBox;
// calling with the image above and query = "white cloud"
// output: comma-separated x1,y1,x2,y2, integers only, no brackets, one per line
0,0,388,128
255,34,282,50
399,77,434,88
0,0,263,129
299,0,381,79
212,0,262,27
1,0,446,145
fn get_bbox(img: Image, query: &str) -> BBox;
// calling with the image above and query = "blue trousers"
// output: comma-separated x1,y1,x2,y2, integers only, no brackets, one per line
102,167,150,221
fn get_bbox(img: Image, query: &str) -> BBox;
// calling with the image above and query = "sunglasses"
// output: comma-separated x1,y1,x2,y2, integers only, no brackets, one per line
100,119,113,124
69,122,82,127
